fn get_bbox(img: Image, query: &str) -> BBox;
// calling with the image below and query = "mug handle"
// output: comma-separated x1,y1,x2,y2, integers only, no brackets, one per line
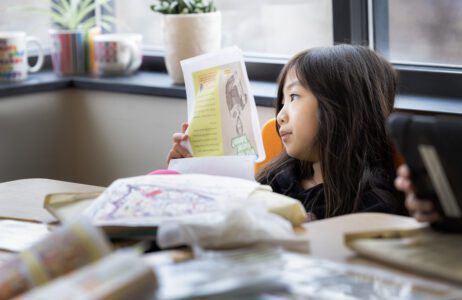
25,36,44,73
123,40,141,74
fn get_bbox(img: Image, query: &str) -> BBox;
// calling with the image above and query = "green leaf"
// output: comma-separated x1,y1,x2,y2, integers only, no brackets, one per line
54,0,72,15
74,2,98,25
78,0,94,11
169,2,179,14
150,0,216,14
183,0,194,11
50,14,72,29
78,17,96,30
50,2,67,17
101,2,113,14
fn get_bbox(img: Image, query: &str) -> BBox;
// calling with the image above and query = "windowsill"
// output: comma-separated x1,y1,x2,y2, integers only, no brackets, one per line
0,71,277,107
1,70,462,114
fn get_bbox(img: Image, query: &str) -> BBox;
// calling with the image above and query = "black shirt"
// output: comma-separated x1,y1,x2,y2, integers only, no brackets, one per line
259,164,402,220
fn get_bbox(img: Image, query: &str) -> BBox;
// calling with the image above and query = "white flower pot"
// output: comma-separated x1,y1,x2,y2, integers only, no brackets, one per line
163,11,221,84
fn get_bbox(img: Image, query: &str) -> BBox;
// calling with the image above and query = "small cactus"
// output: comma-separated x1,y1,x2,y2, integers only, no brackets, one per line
150,0,216,14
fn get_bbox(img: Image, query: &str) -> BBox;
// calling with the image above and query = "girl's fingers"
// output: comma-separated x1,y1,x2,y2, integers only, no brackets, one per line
395,164,414,193
394,175,412,193
166,149,179,164
171,143,192,158
166,146,192,164
397,164,442,223
405,194,435,213
397,164,411,178
181,122,189,133
413,211,441,223
173,132,188,143
167,122,191,164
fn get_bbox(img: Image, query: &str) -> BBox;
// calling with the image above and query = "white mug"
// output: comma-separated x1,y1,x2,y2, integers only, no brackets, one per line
0,31,44,82
93,34,142,76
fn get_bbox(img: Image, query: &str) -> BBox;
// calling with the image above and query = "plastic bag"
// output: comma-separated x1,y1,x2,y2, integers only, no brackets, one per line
156,204,309,253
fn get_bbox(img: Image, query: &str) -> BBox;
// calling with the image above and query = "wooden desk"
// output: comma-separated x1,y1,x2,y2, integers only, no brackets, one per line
302,213,423,262
1,179,460,295
301,213,462,294
0,178,104,223
0,178,104,264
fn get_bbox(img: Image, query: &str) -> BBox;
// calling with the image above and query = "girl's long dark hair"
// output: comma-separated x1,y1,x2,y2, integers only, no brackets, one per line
256,44,399,218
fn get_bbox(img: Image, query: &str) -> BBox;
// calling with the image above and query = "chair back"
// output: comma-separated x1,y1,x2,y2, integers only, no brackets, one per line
254,118,283,174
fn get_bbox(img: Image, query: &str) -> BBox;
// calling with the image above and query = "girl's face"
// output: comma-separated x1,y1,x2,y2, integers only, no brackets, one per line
277,68,320,162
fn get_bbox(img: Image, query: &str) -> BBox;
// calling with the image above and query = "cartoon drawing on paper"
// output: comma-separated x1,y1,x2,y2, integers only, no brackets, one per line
89,183,219,221
225,71,247,135
223,68,256,156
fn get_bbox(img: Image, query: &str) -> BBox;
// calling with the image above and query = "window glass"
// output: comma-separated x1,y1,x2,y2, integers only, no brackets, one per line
0,0,51,48
1,0,333,59
387,0,462,66
115,0,333,58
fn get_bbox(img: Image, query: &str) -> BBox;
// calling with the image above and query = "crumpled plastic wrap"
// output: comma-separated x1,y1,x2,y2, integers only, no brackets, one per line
156,203,309,253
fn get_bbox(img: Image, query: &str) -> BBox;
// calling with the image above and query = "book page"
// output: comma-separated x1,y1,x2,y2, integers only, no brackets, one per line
181,47,265,162
0,220,49,252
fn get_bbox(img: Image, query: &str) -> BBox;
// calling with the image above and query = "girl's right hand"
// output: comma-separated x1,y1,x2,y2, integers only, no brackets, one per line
166,122,192,164
395,164,441,223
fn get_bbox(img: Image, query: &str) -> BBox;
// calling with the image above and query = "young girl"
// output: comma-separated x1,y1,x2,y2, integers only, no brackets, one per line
168,44,405,221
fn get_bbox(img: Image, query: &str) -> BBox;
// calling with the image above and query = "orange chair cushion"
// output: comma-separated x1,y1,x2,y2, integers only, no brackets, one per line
254,118,283,174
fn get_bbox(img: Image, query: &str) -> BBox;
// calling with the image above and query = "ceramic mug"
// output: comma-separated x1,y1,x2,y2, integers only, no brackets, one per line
0,31,44,82
93,34,142,76
49,28,100,76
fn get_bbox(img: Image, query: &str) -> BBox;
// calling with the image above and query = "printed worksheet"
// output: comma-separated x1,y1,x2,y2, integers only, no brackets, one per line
181,47,265,162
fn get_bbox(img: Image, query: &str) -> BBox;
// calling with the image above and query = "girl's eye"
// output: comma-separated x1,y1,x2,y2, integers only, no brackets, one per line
289,94,300,102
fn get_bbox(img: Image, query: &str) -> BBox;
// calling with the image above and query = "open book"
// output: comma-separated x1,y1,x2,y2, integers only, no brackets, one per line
0,219,155,300
168,47,266,180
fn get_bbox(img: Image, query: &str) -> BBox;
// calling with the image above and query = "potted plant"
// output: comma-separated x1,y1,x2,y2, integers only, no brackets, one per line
150,0,221,84
23,0,115,76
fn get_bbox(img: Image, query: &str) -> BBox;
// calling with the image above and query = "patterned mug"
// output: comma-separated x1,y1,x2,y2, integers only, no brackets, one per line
93,34,142,76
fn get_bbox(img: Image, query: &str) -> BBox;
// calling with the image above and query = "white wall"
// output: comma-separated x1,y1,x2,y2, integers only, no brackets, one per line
0,90,74,182
0,89,275,186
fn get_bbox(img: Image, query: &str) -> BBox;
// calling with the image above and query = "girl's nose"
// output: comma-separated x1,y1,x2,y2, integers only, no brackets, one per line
276,107,287,125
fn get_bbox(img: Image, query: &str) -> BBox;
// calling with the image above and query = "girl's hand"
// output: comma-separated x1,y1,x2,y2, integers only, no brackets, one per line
395,164,441,223
166,122,192,164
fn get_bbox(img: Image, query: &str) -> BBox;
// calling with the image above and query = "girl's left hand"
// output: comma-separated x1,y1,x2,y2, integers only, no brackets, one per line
395,164,441,223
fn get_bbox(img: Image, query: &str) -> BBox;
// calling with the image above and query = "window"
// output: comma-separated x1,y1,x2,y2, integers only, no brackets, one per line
370,0,462,101
114,0,333,59
0,0,51,48
2,0,333,59
376,0,462,67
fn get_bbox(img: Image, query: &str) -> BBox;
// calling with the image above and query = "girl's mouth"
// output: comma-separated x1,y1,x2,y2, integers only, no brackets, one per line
279,131,291,141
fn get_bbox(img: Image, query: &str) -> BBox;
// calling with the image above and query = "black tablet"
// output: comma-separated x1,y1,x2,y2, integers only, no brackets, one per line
388,113,462,233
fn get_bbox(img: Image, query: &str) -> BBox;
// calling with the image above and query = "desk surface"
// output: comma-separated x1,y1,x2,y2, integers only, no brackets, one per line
0,178,104,223
1,178,460,294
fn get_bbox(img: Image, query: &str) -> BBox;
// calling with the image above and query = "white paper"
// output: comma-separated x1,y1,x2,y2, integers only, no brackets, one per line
0,220,49,252
168,156,256,181
181,46,265,162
